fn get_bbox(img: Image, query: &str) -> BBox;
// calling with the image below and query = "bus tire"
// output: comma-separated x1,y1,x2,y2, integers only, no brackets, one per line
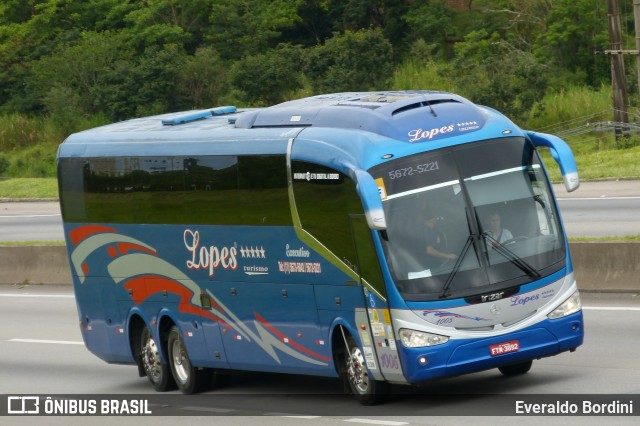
343,335,389,405
140,325,175,391
499,360,533,377
167,326,211,394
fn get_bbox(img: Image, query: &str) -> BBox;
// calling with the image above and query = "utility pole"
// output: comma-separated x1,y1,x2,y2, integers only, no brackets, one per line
607,0,630,140
634,0,640,98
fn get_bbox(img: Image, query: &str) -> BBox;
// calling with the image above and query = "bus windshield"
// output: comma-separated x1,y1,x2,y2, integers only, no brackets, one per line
370,137,566,301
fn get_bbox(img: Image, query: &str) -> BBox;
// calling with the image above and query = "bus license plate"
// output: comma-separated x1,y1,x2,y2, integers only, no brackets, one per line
490,340,520,356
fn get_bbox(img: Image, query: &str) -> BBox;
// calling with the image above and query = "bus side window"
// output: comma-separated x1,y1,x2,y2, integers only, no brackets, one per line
237,155,291,226
292,162,360,273
291,161,384,292
60,154,291,226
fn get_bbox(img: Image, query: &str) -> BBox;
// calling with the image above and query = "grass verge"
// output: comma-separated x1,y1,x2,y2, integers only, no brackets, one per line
0,241,65,246
0,177,58,199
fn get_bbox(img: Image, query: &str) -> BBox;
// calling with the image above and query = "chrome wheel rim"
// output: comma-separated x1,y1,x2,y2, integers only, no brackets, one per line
142,336,162,383
347,346,369,394
171,338,190,384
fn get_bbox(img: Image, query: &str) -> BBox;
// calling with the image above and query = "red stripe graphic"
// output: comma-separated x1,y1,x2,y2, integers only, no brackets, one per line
124,276,234,331
69,225,118,246
254,312,331,362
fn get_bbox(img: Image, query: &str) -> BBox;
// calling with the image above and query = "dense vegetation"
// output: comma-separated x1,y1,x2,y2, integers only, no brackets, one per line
1,0,639,183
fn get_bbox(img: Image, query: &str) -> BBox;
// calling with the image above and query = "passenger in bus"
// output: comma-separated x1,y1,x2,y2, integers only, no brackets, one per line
423,212,458,267
485,212,513,245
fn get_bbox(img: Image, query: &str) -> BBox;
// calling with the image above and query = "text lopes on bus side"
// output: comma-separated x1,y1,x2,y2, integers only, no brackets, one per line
184,229,238,277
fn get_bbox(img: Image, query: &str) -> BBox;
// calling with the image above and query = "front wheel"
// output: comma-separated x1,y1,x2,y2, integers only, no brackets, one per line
167,326,212,394
140,326,175,391
499,360,533,376
343,335,389,405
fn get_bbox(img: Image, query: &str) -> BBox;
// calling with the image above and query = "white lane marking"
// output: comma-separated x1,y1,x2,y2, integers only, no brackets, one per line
180,406,235,413
557,196,640,201
344,419,409,426
269,414,322,419
0,293,74,298
8,339,83,345
583,306,640,311
0,214,61,218
285,416,322,419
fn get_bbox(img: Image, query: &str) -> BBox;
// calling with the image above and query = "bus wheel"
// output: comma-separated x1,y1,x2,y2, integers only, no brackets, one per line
140,326,175,391
167,326,211,394
343,335,388,405
499,360,533,376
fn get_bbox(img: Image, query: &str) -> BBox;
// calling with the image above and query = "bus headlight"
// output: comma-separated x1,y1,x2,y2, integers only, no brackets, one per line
399,329,449,348
547,291,582,320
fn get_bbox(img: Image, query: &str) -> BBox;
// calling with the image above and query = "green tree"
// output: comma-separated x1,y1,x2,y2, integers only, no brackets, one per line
27,30,133,117
534,0,609,87
0,0,134,112
178,46,230,109
450,29,548,122
207,0,304,59
122,0,214,52
287,0,408,49
28,31,187,121
126,44,188,117
472,0,551,50
403,0,454,50
231,44,306,105
305,28,394,93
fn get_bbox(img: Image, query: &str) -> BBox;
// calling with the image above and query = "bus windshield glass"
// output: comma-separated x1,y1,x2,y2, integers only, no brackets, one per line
370,137,566,301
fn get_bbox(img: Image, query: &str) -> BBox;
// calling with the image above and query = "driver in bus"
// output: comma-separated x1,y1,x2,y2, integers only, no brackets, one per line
485,212,513,245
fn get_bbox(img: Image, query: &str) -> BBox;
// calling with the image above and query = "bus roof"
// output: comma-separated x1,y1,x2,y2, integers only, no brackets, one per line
58,91,523,164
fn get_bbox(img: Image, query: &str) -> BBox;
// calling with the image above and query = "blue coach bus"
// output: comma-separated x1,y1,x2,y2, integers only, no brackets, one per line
57,91,583,404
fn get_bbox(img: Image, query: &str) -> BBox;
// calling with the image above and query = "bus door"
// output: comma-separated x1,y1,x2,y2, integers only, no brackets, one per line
349,214,406,384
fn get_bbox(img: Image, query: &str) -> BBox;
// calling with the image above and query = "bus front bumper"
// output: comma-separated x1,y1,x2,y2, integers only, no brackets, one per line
397,311,584,384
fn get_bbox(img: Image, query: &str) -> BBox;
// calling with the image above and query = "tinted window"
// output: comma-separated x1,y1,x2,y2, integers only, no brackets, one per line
59,155,291,226
292,161,384,292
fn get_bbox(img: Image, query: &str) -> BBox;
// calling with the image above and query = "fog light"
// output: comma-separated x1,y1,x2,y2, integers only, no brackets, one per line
418,356,428,365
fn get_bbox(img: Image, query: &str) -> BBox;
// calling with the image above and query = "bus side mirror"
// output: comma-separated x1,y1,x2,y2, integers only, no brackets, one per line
354,169,387,230
526,131,580,192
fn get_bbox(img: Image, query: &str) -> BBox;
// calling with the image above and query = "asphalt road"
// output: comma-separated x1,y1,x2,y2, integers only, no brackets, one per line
0,201,64,242
1,180,638,242
554,180,640,238
1,285,639,425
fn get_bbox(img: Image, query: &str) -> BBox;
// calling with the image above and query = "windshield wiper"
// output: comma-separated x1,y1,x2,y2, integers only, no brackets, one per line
482,232,541,279
439,235,474,299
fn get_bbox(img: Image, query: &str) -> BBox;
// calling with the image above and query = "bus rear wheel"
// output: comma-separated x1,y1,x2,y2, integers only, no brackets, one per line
499,360,533,376
343,335,389,405
167,326,212,394
140,325,175,391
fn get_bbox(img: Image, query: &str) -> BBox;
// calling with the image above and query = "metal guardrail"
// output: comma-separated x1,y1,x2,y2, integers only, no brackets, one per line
555,121,640,139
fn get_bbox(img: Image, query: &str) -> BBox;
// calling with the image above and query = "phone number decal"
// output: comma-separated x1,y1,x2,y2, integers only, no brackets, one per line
388,161,439,180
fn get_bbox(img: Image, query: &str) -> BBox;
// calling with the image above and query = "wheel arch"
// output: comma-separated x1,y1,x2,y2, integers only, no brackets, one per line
329,318,359,377
128,313,147,377
157,310,179,359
